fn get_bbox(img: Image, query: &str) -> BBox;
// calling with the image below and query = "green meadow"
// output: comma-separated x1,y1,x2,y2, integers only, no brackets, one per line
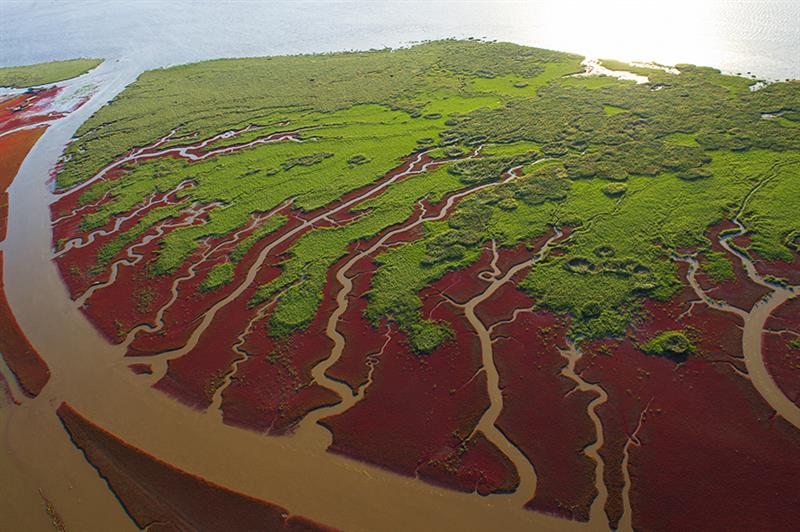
59,40,800,351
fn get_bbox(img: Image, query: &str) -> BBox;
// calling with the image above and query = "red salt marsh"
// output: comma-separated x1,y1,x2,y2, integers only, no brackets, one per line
321,255,528,495
321,300,518,493
0,255,50,397
579,267,750,527
416,431,519,496
695,221,770,311
324,267,386,392
0,126,47,196
76,212,207,343
57,402,332,531
0,88,61,134
764,297,800,408
491,303,598,521
1,125,48,241
753,252,800,285
217,257,348,434
122,152,432,359
576,335,800,531
636,262,746,369
153,257,290,411
55,148,453,362
54,185,199,300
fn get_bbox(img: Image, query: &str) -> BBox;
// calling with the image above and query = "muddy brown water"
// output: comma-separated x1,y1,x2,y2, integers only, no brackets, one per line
0,63,589,531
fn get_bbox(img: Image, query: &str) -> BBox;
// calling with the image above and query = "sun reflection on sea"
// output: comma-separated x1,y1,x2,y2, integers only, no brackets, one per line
519,0,723,67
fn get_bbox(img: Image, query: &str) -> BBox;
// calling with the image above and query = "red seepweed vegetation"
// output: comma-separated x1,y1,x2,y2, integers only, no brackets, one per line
0,88,62,134
490,298,598,521
216,256,344,433
764,297,800,408
579,337,800,532
695,221,771,311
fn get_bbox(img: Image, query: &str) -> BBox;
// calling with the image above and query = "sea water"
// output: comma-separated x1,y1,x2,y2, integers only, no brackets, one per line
0,0,798,80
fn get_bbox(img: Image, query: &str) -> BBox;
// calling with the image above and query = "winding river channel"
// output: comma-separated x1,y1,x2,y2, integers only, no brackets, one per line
0,62,587,531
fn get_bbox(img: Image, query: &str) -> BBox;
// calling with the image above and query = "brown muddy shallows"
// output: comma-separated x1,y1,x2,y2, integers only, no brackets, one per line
56,402,334,531
0,255,50,398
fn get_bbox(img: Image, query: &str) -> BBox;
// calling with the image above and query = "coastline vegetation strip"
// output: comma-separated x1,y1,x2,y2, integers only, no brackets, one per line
0,58,103,88
54,40,800,353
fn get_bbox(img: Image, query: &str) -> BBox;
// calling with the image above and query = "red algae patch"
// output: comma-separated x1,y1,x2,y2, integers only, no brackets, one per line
56,402,333,531
0,252,50,397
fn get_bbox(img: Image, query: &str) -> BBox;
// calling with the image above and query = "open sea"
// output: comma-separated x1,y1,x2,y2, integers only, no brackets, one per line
0,0,798,80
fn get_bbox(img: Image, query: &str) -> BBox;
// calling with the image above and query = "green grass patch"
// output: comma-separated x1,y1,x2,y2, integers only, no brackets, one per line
200,262,235,292
0,58,102,88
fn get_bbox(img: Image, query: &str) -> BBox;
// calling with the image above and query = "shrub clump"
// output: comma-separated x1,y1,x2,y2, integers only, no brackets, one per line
677,167,712,181
642,330,696,361
565,257,595,274
423,200,491,265
497,197,518,211
347,154,370,166
410,320,454,354
602,182,627,197
594,245,615,257
541,142,569,157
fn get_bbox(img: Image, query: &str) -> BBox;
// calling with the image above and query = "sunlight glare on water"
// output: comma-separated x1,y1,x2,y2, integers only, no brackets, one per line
0,0,797,79
516,0,798,78
528,1,717,64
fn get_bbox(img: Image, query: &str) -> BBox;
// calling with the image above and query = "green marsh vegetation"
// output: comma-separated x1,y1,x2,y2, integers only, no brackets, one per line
59,40,800,352
641,330,696,361
0,58,103,88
